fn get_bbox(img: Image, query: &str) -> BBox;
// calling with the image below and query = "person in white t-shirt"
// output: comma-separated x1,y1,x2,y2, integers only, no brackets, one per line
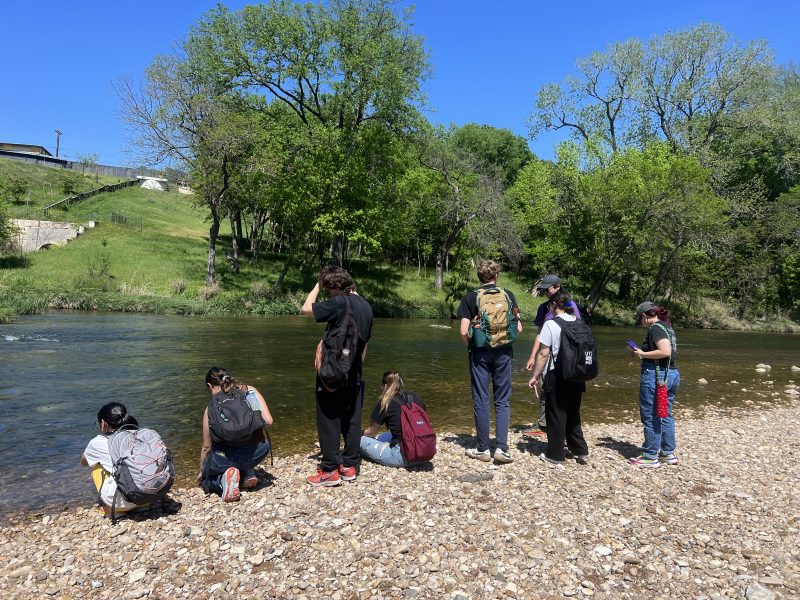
80,402,142,515
527,291,589,469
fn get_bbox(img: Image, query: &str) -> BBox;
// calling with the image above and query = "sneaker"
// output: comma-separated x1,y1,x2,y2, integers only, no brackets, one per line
241,475,259,489
659,453,679,466
522,427,547,438
493,449,514,464
465,448,492,462
629,455,661,468
221,467,241,502
574,455,590,466
539,453,565,470
306,468,342,487
339,465,357,481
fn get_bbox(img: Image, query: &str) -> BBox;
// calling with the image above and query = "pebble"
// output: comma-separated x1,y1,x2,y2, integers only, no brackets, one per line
2,397,799,600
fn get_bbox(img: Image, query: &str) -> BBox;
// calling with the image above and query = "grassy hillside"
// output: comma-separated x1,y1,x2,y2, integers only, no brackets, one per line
0,157,122,219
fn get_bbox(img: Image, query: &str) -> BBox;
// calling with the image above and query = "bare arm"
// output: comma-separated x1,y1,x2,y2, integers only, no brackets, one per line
301,282,320,316
635,337,672,360
525,325,544,370
80,454,88,466
528,345,551,388
460,317,471,345
197,409,212,485
363,421,381,438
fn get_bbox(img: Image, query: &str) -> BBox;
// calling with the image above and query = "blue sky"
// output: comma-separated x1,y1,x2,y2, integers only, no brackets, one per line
2,1,798,166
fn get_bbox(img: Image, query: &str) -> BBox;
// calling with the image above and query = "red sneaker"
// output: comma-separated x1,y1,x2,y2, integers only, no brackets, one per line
221,467,241,502
306,468,342,487
339,465,357,481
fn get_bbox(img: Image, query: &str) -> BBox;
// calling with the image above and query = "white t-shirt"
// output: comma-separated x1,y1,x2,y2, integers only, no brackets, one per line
538,313,577,374
83,435,137,509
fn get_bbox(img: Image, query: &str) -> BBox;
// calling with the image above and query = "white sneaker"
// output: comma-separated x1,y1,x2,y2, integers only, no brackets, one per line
493,449,514,464
539,453,565,470
465,448,491,462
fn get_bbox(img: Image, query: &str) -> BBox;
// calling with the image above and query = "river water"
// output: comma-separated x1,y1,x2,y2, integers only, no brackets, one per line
1,312,797,514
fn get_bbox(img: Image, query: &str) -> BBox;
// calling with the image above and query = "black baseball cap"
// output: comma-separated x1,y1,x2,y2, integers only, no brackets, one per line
535,274,561,290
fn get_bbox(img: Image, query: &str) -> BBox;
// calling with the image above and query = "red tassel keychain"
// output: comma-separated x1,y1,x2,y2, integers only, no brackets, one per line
655,366,669,418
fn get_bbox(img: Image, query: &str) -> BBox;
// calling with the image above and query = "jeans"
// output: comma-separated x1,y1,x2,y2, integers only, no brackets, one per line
360,432,419,468
316,376,364,473
203,441,271,494
469,346,512,452
639,366,680,459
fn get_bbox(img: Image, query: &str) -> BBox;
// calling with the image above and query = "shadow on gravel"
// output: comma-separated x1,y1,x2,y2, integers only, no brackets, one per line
595,436,640,459
251,468,277,490
442,433,477,450
119,496,182,523
515,435,547,456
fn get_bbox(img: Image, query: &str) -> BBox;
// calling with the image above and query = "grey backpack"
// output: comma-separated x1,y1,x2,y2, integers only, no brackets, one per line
108,425,174,523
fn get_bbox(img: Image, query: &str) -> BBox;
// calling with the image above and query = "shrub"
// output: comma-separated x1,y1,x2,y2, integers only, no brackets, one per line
199,283,219,300
171,279,187,294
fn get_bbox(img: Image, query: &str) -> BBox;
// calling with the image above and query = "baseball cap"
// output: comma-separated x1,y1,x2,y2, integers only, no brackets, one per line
635,301,656,318
535,274,561,290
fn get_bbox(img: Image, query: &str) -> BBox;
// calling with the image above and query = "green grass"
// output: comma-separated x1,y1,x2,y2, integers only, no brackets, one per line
0,157,124,219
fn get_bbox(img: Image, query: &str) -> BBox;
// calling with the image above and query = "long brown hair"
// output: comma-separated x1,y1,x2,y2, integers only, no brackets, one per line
379,370,404,412
205,366,243,394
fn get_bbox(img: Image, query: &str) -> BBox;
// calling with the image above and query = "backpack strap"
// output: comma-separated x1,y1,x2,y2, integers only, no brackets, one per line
650,322,674,371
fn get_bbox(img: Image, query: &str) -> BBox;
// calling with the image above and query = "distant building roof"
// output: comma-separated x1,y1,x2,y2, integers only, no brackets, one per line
0,142,53,156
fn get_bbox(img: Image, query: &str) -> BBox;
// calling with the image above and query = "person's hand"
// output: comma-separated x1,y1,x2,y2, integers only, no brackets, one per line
525,358,535,371
528,375,538,389
196,471,203,486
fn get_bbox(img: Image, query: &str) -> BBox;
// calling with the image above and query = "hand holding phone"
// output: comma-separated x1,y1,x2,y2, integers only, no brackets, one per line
626,340,640,351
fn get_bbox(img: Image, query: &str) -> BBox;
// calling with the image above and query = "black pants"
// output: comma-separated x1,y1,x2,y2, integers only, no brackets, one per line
542,371,588,462
315,375,364,472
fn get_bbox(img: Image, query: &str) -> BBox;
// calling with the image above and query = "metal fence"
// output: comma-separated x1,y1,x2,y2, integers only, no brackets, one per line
42,179,140,217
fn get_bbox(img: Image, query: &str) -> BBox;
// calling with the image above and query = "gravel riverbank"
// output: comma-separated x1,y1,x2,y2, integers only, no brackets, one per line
2,392,799,600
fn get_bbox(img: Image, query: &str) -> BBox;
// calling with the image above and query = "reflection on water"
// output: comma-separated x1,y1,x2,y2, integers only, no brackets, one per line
0,312,797,513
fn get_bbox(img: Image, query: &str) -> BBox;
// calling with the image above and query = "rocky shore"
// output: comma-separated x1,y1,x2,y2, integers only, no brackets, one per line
2,394,799,600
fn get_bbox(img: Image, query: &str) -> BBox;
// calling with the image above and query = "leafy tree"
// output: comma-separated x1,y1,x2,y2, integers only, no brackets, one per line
0,196,19,252
1,174,30,204
188,0,429,265
450,123,533,187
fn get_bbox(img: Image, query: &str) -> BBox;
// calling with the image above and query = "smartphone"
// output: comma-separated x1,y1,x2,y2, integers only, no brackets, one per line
626,340,640,351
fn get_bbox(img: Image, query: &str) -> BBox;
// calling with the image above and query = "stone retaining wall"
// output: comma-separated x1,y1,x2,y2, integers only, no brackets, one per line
10,219,93,252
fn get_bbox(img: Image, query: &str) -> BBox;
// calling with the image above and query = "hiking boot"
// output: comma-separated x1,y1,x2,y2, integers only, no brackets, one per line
339,465,357,481
574,455,590,466
493,449,514,464
465,448,492,462
629,455,661,468
659,452,679,466
539,453,565,470
221,467,241,502
306,468,342,487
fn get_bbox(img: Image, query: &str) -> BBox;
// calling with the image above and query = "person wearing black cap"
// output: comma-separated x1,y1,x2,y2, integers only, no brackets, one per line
524,275,581,434
629,301,680,468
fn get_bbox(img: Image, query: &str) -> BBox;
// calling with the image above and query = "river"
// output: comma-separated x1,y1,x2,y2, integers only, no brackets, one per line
1,312,797,514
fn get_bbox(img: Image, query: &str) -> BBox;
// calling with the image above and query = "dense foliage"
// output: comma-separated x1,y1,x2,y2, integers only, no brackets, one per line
111,5,799,322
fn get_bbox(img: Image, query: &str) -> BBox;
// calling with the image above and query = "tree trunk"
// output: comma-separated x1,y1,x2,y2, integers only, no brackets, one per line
586,268,613,314
434,249,444,290
228,212,240,275
206,207,220,285
272,243,296,292
234,209,244,255
331,234,345,267
617,272,632,300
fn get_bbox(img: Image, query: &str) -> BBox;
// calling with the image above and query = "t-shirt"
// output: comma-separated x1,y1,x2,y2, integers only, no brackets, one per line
641,322,676,369
369,391,427,446
538,314,577,374
313,293,373,375
83,435,138,509
534,299,582,327
457,284,519,321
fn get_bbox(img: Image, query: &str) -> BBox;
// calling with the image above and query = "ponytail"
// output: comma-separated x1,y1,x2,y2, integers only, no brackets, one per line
549,291,574,315
379,371,404,413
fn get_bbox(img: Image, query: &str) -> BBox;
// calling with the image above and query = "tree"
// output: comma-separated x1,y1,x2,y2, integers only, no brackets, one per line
0,197,19,252
450,123,533,188
77,153,100,182
1,174,30,204
188,0,429,265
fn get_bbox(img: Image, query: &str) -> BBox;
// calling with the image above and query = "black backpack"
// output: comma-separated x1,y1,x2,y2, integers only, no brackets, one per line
318,295,360,391
554,318,599,382
207,387,266,447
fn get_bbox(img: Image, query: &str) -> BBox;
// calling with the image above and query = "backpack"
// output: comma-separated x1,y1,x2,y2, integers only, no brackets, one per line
207,387,267,448
397,393,437,463
108,425,175,523
553,318,599,382
470,287,519,349
318,295,360,391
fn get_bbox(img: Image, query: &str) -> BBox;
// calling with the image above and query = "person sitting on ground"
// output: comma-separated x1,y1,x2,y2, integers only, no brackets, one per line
198,367,273,502
361,371,432,468
81,402,145,516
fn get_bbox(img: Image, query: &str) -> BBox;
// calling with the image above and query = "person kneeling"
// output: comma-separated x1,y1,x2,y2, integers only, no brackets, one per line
361,371,436,468
198,367,273,501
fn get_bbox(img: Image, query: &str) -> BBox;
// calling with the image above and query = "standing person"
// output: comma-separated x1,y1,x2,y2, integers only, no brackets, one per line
525,274,582,435
629,302,680,468
81,403,144,516
302,266,373,486
457,259,522,464
361,371,433,468
527,291,590,469
198,367,273,502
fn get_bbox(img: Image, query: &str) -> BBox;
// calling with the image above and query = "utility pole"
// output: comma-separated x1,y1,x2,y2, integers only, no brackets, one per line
54,129,62,157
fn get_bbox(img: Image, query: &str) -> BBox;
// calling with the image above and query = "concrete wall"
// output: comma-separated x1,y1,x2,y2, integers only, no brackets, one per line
10,219,90,252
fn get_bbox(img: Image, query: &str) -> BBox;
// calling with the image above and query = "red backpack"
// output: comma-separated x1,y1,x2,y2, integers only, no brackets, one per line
398,393,437,463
